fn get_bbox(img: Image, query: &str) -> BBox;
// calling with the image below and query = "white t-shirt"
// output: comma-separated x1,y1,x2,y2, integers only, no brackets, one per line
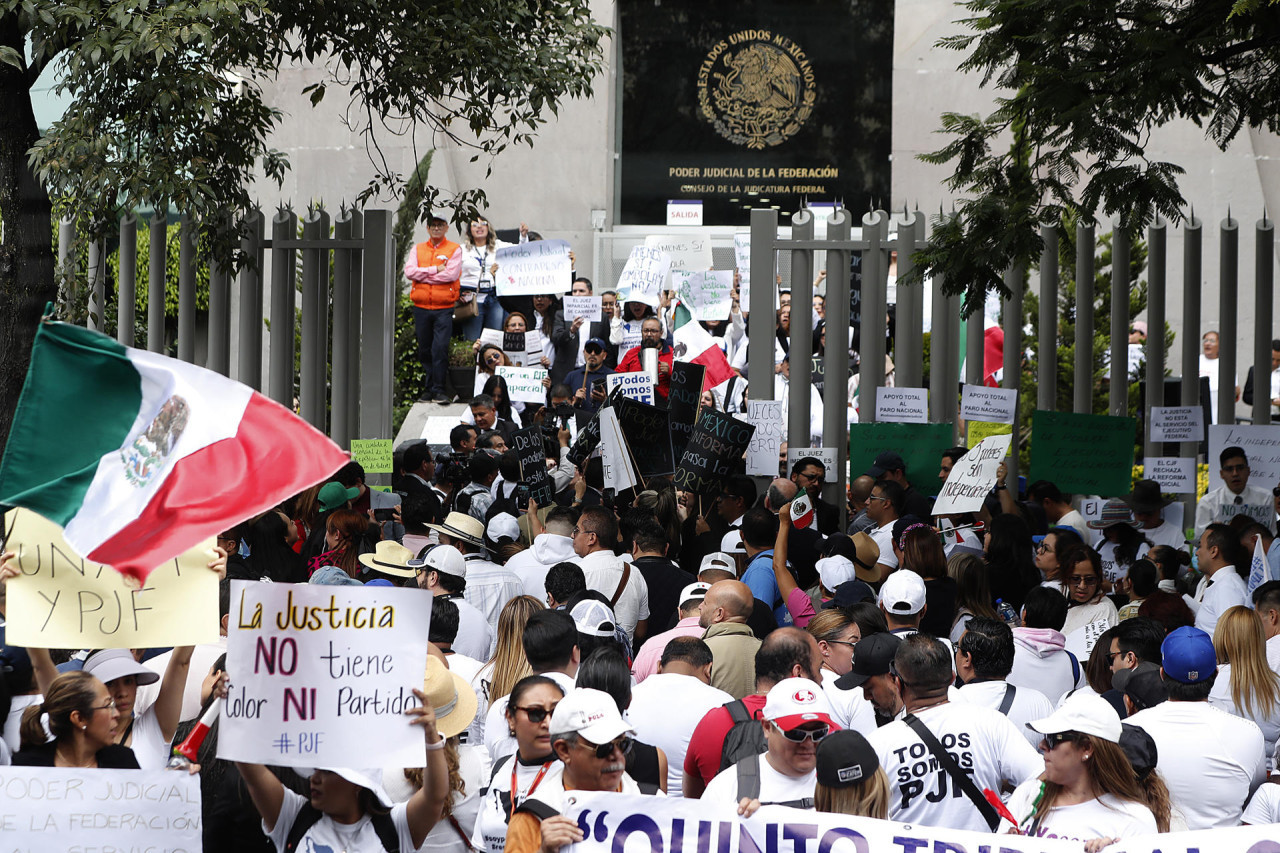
472,755,564,853
4,695,42,754
449,595,495,663
267,786,418,853
1243,781,1280,825
702,754,817,808
1098,541,1149,587
819,669,877,735
575,549,651,644
870,522,899,572
1126,700,1268,829
483,671,577,766
1055,509,1092,543
1209,665,1280,772
955,681,1055,750
1005,778,1157,840
126,704,171,770
1141,520,1189,552
417,745,490,853
867,701,1044,832
628,673,733,797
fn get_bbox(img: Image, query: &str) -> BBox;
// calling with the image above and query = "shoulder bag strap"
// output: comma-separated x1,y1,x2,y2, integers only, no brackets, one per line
370,811,402,853
735,752,762,801
284,803,325,853
610,562,631,608
997,684,1017,716
902,712,1002,831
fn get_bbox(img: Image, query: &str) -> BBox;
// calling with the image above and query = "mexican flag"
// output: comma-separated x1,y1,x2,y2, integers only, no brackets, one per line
671,301,736,394
0,320,349,583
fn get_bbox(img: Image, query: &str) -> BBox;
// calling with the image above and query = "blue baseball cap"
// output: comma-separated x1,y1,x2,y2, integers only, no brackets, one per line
1161,626,1217,684
585,337,608,352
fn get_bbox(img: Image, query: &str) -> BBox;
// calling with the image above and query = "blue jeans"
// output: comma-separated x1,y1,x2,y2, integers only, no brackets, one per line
412,306,452,397
461,292,507,339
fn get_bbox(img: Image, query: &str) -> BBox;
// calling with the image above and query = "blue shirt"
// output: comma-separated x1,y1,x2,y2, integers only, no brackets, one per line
741,549,792,626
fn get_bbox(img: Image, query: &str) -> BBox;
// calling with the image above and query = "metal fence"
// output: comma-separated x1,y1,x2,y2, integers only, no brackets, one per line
64,206,397,448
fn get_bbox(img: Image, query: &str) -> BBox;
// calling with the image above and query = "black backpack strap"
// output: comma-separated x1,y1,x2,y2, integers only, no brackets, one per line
902,712,1002,831
370,811,401,853
283,803,325,852
1065,651,1081,685
997,684,1017,716
735,752,762,801
765,797,815,809
725,699,752,725
515,799,562,821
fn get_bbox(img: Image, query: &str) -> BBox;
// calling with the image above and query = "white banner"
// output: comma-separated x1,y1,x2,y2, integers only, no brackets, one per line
644,233,714,273
1208,423,1280,497
219,581,432,769
934,433,1013,515
744,400,784,476
733,233,751,307
563,791,1273,853
607,372,656,405
1144,456,1197,494
1150,405,1205,443
497,366,550,404
675,270,734,321
494,239,572,296
875,387,929,424
0,767,200,851
599,407,638,491
787,447,838,478
618,246,672,307
619,321,644,355
960,384,1018,425
563,295,602,323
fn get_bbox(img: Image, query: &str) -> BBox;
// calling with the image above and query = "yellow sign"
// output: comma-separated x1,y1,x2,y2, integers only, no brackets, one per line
3,509,220,649
966,420,1013,449
350,438,393,474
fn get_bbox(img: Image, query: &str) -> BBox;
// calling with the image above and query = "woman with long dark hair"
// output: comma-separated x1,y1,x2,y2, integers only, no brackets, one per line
244,508,307,583
310,508,369,578
984,513,1040,611
897,523,955,637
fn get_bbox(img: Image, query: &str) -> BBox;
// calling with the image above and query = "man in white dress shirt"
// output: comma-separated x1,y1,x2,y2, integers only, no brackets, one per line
1195,446,1274,538
1187,523,1249,636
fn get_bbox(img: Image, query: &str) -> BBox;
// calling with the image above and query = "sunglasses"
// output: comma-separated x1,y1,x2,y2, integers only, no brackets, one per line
578,736,633,759
1273,487,1280,498
1042,731,1080,750
1067,575,1099,587
515,705,556,723
775,723,831,743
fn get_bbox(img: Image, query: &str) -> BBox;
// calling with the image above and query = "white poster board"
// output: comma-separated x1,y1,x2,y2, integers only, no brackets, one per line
1150,406,1205,443
875,387,929,424
562,295,602,323
496,366,550,404
674,270,734,321
934,433,1014,515
599,406,639,491
219,581,432,769
617,246,672,307
494,239,572,296
733,233,751,307
607,372,655,405
644,233,714,273
960,385,1018,425
744,400,784,476
787,447,838,479
619,321,644,355
1144,456,1197,494
1208,424,1280,491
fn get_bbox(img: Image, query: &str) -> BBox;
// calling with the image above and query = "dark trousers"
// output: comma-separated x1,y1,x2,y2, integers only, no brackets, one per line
412,305,452,396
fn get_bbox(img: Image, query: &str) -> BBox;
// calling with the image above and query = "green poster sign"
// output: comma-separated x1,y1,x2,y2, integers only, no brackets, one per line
1029,410,1136,497
848,422,955,496
350,438,394,474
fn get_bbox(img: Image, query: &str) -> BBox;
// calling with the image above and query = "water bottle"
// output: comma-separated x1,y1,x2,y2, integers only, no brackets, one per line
996,598,1021,627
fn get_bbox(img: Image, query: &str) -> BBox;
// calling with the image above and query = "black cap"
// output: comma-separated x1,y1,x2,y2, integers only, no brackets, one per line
1118,723,1158,780
865,451,906,477
1111,661,1168,711
835,632,902,689
816,729,880,788
821,579,877,610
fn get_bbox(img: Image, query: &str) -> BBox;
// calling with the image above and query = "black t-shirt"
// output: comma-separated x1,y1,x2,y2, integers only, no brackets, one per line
13,741,139,768
630,556,696,639
920,576,958,640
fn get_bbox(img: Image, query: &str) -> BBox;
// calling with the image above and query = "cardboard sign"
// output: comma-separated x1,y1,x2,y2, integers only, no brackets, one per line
219,580,432,769
607,371,656,405
966,420,1013,448
733,233,751,306
1150,405,1205,443
349,438,393,474
787,447,838,480
496,366,549,404
674,270,734,321
644,233,713,273
934,433,1013,515
1029,410,1136,497
875,387,929,423
2,509,219,649
1144,456,1197,494
511,426,555,506
848,422,955,494
745,400,785,476
563,295,602,323
960,384,1018,425
668,361,706,458
567,386,626,469
617,246,672,307
612,395,675,477
494,239,572,296
673,408,755,495
599,407,639,491
1208,424,1280,493
0,767,200,851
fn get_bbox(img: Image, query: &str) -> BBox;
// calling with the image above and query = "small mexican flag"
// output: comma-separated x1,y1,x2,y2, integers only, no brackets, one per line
0,319,349,583
671,301,736,393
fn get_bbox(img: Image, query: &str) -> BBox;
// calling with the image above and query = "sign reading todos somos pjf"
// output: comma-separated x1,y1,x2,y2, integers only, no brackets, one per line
218,581,432,769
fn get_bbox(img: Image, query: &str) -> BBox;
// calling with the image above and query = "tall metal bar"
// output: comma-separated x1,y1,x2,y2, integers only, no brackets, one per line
788,209,814,451
1254,216,1275,425
358,210,395,440
859,211,887,421
331,209,355,446
965,299,984,387
147,213,167,352
824,208,852,526
301,208,331,430
1074,222,1095,413
177,215,196,363
345,211,364,439
944,278,962,437
268,208,298,407
928,234,950,425
747,209,778,402
1143,220,1167,461
1219,214,1239,426
1037,226,1058,411
207,258,231,375
236,210,265,390
1110,226,1131,417
1002,264,1023,483
895,212,923,388
1179,216,1202,527
117,214,137,346
86,239,105,331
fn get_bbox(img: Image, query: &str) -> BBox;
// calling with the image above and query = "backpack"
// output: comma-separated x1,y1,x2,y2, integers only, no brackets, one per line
717,699,768,773
284,803,400,853
733,753,814,809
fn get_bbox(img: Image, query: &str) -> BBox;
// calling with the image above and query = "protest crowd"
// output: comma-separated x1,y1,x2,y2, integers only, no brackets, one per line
5,215,1280,853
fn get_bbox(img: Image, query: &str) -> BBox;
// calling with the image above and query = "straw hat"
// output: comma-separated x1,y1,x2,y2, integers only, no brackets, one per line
358,540,417,579
423,655,479,739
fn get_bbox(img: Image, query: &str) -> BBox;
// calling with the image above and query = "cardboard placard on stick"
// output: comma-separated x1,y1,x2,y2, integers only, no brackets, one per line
494,239,572,296
668,361,706,457
611,395,675,477
511,426,556,506
934,433,1013,515
673,408,755,495
496,366,550,404
745,400,784,476
1029,410,1137,497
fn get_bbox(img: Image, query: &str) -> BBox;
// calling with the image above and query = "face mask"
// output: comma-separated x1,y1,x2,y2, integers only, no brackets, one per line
1190,551,1199,571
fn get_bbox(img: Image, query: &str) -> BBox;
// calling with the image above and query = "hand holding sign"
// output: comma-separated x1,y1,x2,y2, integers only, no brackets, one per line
933,433,1013,515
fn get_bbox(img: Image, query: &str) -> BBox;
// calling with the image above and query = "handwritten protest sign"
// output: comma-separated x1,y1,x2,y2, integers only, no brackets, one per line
644,233,713,273
966,420,1012,448
567,386,626,469
619,320,644,354
787,447,838,478
733,233,751,305
599,407,639,492
810,356,825,398
934,433,1013,515
1209,423,1280,492
1150,405,1205,443
219,581,432,769
674,270,733,321
875,387,929,423
668,361,706,458
960,384,1018,424
1144,456,1197,494
848,423,954,494
617,246,672,307
494,239,571,296
562,295,602,323
350,438,393,473
496,366,549,404
1029,410,1136,496
3,509,218,648
564,790,1272,853
674,409,755,495
613,395,674,477
0,767,200,851
511,426,555,506
607,371,656,405
745,400,784,476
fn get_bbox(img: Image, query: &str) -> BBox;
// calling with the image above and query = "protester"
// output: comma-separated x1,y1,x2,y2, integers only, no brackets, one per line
1196,446,1274,537
504,507,577,602
483,610,580,764
631,582,711,682
837,632,904,722
1088,499,1151,594
812,730,889,818
984,513,1039,611
468,595,543,745
575,648,667,792
1034,527,1084,590
1058,546,1118,658
948,552,998,643
414,543,495,662
806,609,876,732
954,617,1055,748
13,670,138,768
1189,523,1249,636
864,451,934,520
897,523,956,638
1027,481,1091,542
1210,605,1280,763
1129,480,1189,552
699,580,764,699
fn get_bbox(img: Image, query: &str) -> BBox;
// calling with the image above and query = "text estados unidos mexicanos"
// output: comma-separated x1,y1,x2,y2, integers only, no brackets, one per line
237,589,394,631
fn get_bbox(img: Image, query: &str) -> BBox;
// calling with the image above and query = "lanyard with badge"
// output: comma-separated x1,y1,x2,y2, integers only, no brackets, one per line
476,248,493,291
510,761,554,817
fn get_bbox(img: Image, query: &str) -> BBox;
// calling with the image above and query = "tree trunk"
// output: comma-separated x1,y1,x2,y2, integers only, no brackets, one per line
0,21,57,460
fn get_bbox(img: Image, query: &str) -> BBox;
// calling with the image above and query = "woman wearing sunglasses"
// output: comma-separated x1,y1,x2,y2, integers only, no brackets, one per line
504,688,641,853
1058,546,1118,655
1009,693,1156,847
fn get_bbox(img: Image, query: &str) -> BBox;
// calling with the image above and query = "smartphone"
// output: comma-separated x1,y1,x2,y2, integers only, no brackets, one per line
374,508,395,523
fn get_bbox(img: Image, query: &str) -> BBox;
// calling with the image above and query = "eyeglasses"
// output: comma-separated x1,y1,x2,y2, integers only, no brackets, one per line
514,705,556,723
1105,651,1125,663
826,640,857,649
92,699,117,713
1041,732,1080,750
796,471,824,483
1035,542,1051,554
775,723,831,743
571,527,594,538
578,735,633,759
867,494,889,503
1067,575,1099,587
484,352,503,364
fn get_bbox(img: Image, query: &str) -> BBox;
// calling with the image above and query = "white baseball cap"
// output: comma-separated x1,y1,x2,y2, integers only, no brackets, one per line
679,581,712,607
699,552,737,574
816,555,856,591
720,530,746,554
486,512,521,545
570,599,617,638
1026,692,1123,743
878,570,926,615
300,768,393,808
762,677,839,732
408,543,466,579
549,687,635,745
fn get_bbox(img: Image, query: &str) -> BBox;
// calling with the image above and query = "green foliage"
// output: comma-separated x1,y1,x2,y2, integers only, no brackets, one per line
104,221,211,318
